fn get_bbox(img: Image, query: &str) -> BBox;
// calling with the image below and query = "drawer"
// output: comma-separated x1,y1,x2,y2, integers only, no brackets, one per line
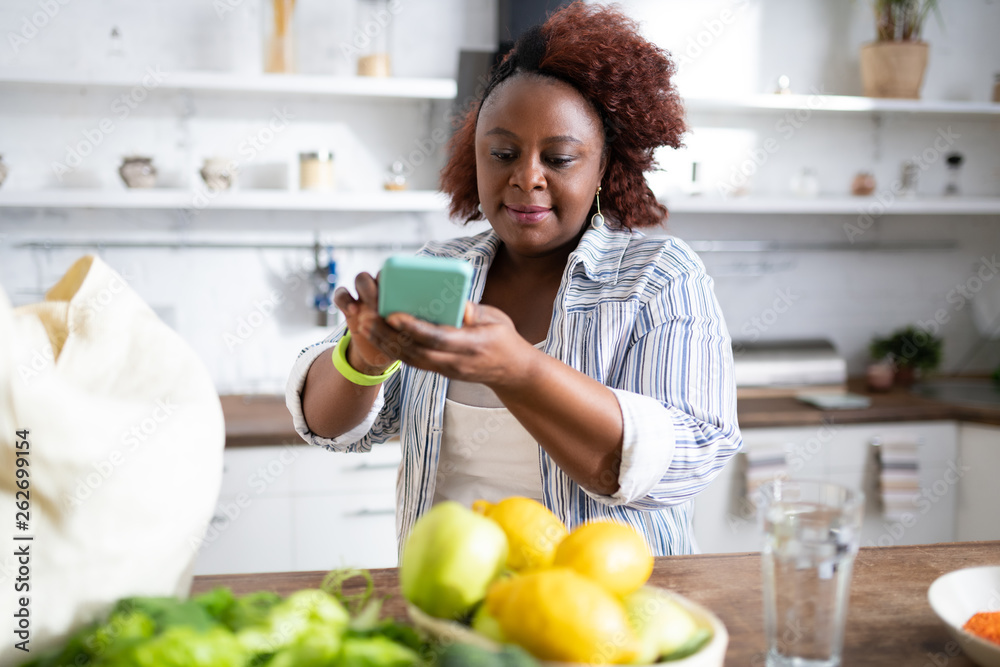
828,422,958,472
742,426,829,477
292,492,398,571
193,494,294,575
219,445,300,498
292,442,401,495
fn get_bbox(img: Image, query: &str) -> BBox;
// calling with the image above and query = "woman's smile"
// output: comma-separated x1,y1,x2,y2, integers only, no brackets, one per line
504,203,552,224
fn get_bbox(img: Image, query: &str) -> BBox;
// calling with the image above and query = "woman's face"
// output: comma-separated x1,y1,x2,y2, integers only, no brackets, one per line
475,74,606,259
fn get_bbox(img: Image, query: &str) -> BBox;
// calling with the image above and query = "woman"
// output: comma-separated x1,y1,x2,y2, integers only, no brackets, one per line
286,2,741,556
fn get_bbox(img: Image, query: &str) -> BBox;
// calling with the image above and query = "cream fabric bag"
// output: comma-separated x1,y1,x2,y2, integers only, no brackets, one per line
0,255,224,663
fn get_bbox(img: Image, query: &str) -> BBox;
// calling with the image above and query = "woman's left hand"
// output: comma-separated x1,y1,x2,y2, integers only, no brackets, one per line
381,303,537,389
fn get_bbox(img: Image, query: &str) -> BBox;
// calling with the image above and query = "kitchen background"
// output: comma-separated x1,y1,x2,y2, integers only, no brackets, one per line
1,0,999,572
2,0,999,391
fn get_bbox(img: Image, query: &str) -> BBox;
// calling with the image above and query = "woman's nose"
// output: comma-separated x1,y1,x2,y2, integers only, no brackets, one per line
510,155,546,190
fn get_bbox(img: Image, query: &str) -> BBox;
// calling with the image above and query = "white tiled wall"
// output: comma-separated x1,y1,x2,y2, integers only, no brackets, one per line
2,0,999,395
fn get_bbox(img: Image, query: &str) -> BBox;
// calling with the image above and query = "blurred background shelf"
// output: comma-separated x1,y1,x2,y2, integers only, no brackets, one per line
683,94,1000,117
663,195,1000,215
6,71,999,112
3,191,997,215
0,69,458,100
0,189,450,212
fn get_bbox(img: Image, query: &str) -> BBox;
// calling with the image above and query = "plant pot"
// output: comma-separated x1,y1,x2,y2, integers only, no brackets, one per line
867,362,895,392
860,41,929,99
894,365,917,387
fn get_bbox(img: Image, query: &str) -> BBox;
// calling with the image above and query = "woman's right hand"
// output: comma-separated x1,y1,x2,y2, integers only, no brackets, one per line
332,272,403,375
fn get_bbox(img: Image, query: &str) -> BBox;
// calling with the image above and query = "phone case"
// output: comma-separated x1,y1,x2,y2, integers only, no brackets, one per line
378,255,474,327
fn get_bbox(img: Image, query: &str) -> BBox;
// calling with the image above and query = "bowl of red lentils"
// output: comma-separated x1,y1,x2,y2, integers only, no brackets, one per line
928,566,1000,667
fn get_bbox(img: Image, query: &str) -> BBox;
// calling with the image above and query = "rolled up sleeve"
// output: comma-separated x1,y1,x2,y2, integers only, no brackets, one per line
582,388,676,506
584,251,741,509
284,331,384,453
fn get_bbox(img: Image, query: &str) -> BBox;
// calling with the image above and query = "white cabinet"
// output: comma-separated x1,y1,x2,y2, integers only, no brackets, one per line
955,423,1000,541
193,443,401,575
693,421,959,554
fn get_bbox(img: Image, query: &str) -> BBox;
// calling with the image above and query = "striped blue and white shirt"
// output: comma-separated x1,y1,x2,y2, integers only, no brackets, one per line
286,224,742,558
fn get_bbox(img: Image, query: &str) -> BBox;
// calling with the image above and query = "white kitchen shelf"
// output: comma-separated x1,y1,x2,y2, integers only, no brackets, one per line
662,195,1000,215
0,189,450,212
0,69,457,100
5,71,995,113
2,190,996,216
683,93,1000,117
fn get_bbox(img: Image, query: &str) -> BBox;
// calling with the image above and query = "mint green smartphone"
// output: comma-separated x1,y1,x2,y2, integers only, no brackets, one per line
378,255,474,328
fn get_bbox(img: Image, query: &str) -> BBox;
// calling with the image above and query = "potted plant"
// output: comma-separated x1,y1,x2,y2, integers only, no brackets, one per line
869,325,943,386
860,0,942,99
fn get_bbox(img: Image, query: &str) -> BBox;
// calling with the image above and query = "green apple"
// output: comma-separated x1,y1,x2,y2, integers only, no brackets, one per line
624,586,711,664
400,501,509,620
470,603,507,643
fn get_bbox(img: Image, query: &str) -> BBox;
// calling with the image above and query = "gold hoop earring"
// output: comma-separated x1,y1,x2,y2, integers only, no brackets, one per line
590,186,605,228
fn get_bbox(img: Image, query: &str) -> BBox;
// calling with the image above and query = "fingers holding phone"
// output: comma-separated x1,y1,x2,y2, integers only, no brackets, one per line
332,272,401,374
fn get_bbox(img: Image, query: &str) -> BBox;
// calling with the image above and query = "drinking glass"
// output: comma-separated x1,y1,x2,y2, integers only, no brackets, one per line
758,479,864,667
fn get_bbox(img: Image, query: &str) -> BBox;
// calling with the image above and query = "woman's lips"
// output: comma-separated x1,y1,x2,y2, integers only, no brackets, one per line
505,204,551,223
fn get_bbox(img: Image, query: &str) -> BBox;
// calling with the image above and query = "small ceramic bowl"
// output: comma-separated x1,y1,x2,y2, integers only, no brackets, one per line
928,565,1000,667
407,586,728,667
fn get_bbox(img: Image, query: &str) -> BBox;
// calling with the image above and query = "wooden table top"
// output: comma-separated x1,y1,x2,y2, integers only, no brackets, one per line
191,540,1000,666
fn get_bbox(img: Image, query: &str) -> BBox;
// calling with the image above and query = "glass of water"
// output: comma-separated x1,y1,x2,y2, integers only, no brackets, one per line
757,479,864,667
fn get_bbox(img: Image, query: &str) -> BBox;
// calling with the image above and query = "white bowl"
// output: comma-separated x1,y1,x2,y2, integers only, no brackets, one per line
928,565,1000,667
407,587,728,667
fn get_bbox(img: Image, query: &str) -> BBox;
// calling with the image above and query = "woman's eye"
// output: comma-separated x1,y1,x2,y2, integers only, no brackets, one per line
547,156,574,167
489,150,515,161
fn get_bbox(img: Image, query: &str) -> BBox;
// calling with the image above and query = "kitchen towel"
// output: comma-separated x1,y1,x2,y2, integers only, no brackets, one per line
877,439,921,521
743,442,789,501
0,255,225,663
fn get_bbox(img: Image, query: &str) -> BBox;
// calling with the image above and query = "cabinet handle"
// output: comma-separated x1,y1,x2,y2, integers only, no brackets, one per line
870,437,925,447
346,508,395,517
351,462,399,472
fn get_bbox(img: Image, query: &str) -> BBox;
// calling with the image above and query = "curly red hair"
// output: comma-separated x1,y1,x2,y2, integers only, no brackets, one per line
440,2,686,229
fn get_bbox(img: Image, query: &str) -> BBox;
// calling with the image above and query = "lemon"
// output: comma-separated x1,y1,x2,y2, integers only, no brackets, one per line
486,568,640,664
472,497,568,571
553,520,654,597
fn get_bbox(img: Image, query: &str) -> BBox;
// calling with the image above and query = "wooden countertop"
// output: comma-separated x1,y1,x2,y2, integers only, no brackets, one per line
220,394,303,447
222,379,1000,447
737,378,1000,429
191,540,1000,666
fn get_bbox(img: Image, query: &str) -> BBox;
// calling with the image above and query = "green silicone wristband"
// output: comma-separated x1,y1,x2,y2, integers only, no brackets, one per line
332,331,401,386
